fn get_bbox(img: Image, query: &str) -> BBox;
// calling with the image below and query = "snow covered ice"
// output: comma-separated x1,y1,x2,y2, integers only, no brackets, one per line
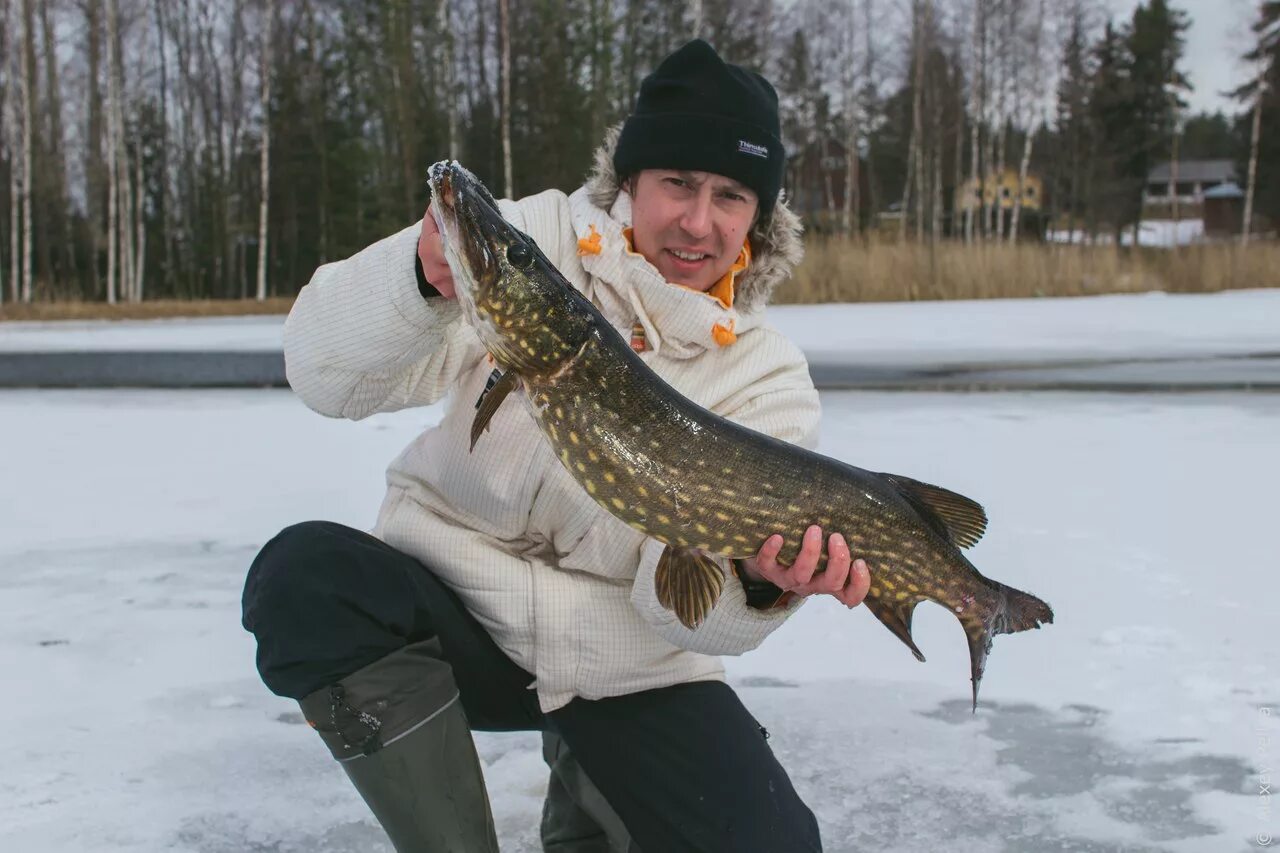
2,295,1277,852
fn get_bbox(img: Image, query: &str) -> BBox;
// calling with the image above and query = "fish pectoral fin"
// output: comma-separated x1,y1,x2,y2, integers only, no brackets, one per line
654,546,726,630
879,473,988,549
864,596,926,663
469,370,521,452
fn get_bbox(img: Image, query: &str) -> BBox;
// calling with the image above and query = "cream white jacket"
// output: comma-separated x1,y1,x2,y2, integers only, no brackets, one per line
284,134,821,711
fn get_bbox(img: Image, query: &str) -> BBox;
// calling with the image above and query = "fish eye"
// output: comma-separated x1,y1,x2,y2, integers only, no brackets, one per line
506,243,534,269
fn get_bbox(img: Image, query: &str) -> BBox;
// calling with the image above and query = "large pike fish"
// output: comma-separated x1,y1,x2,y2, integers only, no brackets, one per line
427,161,1052,708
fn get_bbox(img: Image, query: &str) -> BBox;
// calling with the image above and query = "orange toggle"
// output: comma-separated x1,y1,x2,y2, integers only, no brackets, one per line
712,319,737,347
577,224,602,256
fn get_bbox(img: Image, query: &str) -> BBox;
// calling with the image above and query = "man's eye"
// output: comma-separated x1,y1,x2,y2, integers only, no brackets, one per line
507,243,533,268
721,192,746,203
665,177,689,189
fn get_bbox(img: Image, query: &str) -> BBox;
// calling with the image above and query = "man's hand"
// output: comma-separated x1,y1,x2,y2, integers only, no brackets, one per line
418,202,456,299
739,526,871,608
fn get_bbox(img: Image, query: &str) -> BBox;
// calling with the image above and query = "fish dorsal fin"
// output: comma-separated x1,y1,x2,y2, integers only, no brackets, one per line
880,473,988,549
470,370,521,452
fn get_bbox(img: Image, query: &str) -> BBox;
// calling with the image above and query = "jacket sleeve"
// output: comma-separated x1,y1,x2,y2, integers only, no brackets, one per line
284,199,540,420
628,335,822,656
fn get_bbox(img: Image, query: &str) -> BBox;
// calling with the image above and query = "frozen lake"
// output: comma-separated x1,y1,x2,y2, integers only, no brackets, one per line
1,387,1275,852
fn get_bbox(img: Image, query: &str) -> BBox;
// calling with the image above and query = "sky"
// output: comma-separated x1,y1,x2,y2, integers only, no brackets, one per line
1113,0,1259,116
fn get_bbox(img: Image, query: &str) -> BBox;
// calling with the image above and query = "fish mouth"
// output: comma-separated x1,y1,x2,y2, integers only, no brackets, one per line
427,161,508,304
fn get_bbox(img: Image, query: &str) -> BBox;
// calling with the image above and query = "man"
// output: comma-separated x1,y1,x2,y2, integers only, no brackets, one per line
242,39,870,853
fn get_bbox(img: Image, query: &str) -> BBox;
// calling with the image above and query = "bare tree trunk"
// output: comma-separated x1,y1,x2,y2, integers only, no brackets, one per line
900,0,924,242
19,0,34,301
154,0,173,297
688,0,703,38
1242,86,1262,247
105,0,120,303
1,0,14,303
440,0,459,160
499,0,512,197
134,129,145,299
40,0,76,296
1010,0,1044,246
1169,130,1180,249
256,0,274,301
862,0,879,221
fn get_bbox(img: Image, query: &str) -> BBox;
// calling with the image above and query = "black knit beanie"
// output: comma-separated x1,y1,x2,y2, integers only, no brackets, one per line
614,39,785,220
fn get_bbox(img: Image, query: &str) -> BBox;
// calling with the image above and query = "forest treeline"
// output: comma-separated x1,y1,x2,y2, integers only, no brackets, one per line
1,0,1277,304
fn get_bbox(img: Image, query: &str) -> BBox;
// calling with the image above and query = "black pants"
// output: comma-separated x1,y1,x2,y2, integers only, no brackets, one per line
242,521,822,853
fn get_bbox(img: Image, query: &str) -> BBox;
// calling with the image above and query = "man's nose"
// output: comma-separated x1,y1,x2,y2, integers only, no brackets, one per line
679,189,714,239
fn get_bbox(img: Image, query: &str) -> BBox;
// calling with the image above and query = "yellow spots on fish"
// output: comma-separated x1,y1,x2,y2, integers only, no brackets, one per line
569,431,580,445
698,484,712,493
714,511,731,522
626,465,637,476
695,523,709,535
587,449,600,463
721,467,733,476
696,459,707,467
732,534,749,544
560,449,571,464
633,505,647,518
868,586,881,598
636,484,647,497
657,513,671,525
907,583,920,593
895,591,909,601
611,497,626,511
749,494,764,503
575,462,586,473
676,536,689,547
872,518,887,529
723,489,737,498
787,504,802,513
554,407,564,419
529,312,540,322
603,471,616,484
649,440,661,450
585,480,597,495
548,425,559,441
880,579,896,592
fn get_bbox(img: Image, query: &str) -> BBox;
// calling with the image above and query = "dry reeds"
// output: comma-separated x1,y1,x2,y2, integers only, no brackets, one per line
780,237,1280,304
0,297,296,321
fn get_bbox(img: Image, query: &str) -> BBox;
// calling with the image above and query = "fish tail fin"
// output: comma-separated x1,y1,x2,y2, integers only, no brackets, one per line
655,546,726,630
964,581,1054,712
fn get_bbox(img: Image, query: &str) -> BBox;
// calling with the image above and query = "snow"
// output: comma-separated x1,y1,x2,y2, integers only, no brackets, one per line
2,289,1277,851
3,289,1277,371
1048,219,1207,248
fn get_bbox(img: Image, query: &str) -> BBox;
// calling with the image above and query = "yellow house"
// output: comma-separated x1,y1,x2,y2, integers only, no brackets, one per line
955,168,1044,212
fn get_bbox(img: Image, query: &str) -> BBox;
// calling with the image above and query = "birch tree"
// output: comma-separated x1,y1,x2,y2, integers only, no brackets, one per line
1009,0,1047,244
19,0,33,301
499,0,512,198
256,0,274,301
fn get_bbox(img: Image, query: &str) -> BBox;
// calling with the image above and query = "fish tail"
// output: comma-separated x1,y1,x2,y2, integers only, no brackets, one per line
964,581,1054,712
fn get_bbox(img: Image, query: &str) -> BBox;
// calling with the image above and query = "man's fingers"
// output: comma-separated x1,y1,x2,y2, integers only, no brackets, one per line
817,533,851,594
838,558,872,608
790,525,822,586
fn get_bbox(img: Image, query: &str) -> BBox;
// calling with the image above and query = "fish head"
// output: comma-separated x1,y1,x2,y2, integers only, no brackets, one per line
428,161,592,375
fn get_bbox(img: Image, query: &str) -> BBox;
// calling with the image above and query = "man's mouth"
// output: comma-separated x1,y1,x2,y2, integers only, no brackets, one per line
665,248,714,269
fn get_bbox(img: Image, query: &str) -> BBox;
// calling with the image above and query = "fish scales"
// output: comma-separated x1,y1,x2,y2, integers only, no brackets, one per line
429,161,1053,709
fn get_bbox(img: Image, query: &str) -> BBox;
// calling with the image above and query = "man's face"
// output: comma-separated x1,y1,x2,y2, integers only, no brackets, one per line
627,170,759,293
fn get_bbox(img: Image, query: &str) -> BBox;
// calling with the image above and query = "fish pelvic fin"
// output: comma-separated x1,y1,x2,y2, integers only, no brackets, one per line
655,546,726,630
963,581,1054,712
469,369,521,452
879,473,988,549
864,596,927,663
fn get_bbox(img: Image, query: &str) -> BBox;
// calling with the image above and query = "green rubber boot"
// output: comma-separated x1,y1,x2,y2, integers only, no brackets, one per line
299,639,499,853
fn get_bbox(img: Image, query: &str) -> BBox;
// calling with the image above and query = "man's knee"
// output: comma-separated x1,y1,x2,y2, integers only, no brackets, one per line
241,521,346,634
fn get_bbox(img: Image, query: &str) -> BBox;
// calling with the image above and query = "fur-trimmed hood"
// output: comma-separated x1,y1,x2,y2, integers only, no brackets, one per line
580,124,804,313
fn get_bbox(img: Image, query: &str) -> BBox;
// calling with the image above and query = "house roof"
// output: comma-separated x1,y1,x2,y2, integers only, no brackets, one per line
1148,159,1237,183
1203,181,1244,199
